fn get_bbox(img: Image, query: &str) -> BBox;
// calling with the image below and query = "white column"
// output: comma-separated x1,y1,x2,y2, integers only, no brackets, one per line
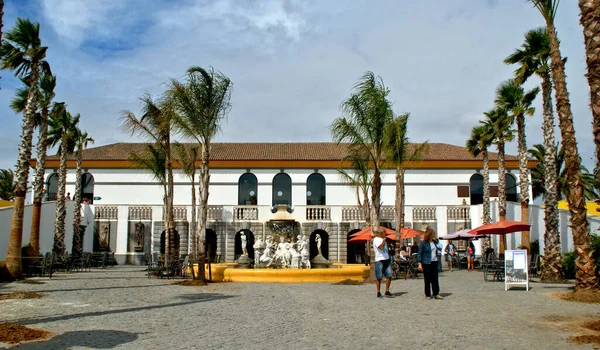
116,205,129,255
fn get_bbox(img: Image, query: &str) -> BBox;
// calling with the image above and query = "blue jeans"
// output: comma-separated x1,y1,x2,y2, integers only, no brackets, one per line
375,259,392,280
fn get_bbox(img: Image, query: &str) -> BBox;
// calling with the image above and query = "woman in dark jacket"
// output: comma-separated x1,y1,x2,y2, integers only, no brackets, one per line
418,228,443,300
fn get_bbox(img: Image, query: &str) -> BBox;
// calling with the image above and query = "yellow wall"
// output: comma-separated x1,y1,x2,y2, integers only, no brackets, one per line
557,200,600,216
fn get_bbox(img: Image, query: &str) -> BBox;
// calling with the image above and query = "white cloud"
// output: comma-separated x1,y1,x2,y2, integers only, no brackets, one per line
0,0,596,172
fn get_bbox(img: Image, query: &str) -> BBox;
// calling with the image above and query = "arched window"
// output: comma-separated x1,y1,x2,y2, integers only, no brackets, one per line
46,173,58,201
81,173,95,204
306,173,326,205
238,173,257,205
506,173,519,202
272,173,291,206
469,174,484,205
160,229,180,255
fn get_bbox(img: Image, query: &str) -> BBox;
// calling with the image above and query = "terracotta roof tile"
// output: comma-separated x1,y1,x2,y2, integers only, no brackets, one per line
45,142,517,162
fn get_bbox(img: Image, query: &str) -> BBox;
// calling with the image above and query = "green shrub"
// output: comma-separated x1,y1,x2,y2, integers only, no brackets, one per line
562,252,576,279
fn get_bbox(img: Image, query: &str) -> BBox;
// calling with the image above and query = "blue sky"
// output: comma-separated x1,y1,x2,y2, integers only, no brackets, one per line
0,0,596,171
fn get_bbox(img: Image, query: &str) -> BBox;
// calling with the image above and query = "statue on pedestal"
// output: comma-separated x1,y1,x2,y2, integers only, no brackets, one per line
315,233,322,256
241,232,248,256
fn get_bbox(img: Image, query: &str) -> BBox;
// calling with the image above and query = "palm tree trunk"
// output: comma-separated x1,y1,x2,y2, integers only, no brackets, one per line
6,62,40,278
395,167,404,257
71,147,83,259
196,143,210,281
191,173,196,258
578,0,600,176
367,167,382,281
29,106,49,256
482,150,492,252
362,187,371,226
53,141,68,254
497,141,507,255
516,115,531,250
546,20,598,290
166,148,176,258
395,168,402,258
539,72,565,282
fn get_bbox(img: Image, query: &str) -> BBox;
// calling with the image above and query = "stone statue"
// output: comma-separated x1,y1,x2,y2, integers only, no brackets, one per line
289,243,301,269
315,233,322,256
135,222,145,249
298,235,311,269
272,236,291,267
240,232,248,256
99,223,109,248
253,236,265,266
260,236,274,266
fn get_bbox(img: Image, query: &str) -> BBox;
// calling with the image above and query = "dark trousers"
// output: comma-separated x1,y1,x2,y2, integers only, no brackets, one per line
423,262,440,297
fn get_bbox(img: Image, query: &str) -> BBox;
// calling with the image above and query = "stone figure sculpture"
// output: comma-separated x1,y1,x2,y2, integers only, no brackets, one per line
99,223,109,248
315,233,322,256
260,236,274,266
241,232,248,256
135,222,145,249
253,236,265,266
298,235,311,268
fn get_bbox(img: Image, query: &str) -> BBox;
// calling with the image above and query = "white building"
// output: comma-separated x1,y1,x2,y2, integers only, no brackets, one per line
8,141,595,264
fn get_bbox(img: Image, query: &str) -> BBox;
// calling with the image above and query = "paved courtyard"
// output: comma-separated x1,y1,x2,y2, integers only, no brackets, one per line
0,266,599,349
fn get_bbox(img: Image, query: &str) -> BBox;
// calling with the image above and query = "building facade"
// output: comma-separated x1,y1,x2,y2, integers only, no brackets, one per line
4,142,532,264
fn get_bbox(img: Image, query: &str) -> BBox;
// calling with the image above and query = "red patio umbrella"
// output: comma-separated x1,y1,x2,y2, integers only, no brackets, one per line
400,227,426,239
469,220,531,236
349,226,396,238
348,227,396,243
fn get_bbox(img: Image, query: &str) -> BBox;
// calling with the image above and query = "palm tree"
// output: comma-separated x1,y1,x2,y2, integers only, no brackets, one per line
529,144,599,200
495,79,539,250
169,66,232,280
174,142,198,259
578,0,600,176
337,152,372,226
48,108,79,254
505,27,564,282
10,71,56,256
530,0,598,290
466,122,494,252
71,129,93,259
384,113,428,257
0,18,49,278
331,71,394,279
0,169,15,200
484,108,514,255
121,94,176,261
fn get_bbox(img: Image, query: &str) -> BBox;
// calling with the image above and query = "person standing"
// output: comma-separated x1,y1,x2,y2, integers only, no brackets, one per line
418,228,443,300
445,240,457,271
466,241,476,271
373,230,393,298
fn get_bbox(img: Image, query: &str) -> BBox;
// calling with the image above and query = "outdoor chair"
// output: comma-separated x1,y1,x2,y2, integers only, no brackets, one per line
27,253,46,277
147,253,161,278
483,255,504,282
529,254,539,277
82,252,92,271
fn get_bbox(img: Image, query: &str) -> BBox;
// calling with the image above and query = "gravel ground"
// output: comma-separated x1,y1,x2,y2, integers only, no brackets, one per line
0,266,598,349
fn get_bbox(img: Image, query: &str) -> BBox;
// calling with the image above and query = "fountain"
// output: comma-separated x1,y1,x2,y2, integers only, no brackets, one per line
215,205,367,282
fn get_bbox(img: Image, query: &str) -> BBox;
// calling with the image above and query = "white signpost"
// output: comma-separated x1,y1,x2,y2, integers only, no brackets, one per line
504,249,529,291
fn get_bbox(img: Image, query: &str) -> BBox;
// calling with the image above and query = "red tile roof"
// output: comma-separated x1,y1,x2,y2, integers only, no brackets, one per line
45,142,518,162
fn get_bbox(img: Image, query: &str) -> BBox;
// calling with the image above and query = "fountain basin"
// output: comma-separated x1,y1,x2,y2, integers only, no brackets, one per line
194,264,369,283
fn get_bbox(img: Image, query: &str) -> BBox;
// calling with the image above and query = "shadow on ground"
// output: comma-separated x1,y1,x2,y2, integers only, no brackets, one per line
11,293,235,326
13,330,138,349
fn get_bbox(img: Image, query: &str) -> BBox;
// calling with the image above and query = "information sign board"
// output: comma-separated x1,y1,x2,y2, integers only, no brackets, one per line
505,249,529,291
